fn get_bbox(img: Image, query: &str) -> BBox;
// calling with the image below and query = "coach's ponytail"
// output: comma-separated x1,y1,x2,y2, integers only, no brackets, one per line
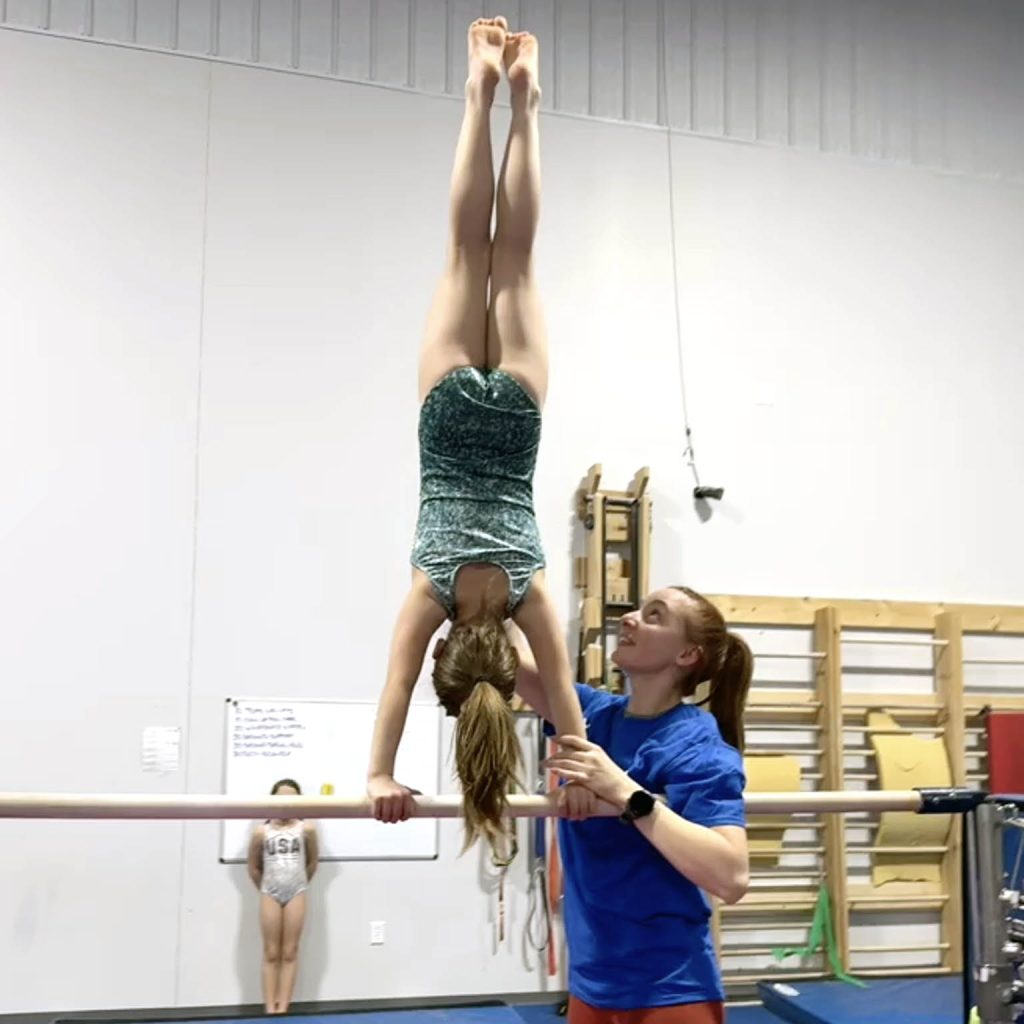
707,632,753,751
673,587,753,751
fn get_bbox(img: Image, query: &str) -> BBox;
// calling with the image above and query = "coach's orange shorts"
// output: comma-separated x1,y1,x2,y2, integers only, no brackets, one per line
568,996,724,1024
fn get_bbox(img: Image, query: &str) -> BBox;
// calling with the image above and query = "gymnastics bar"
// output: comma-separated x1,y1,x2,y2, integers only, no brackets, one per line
0,787,984,821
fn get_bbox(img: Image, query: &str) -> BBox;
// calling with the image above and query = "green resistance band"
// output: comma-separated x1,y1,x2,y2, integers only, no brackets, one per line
771,884,866,988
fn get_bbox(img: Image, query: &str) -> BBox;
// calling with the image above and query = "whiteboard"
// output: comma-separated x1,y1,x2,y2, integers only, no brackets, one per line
220,698,441,862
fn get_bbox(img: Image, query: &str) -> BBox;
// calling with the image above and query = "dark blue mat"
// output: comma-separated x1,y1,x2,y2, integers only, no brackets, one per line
58,1001,779,1024
726,1008,780,1022
518,1003,777,1023
182,1011,525,1024
758,977,963,1024
508,1004,565,1024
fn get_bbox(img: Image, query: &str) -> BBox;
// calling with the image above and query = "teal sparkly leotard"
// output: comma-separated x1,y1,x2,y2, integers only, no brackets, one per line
412,367,545,619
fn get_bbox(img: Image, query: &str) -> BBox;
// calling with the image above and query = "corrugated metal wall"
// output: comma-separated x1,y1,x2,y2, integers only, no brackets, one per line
3,0,1023,181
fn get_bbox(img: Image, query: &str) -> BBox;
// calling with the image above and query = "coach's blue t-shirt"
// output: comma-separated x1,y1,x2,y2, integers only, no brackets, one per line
551,684,746,1009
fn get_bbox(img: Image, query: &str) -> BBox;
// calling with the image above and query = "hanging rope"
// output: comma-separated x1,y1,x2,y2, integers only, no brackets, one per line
658,0,723,504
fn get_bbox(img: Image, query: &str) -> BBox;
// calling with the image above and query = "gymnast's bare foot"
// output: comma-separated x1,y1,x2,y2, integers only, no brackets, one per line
504,31,540,107
467,16,507,101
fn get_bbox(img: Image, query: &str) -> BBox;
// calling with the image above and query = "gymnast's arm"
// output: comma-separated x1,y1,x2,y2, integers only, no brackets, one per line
366,573,447,822
512,575,586,740
512,579,596,818
509,621,551,721
304,823,319,882
247,827,264,889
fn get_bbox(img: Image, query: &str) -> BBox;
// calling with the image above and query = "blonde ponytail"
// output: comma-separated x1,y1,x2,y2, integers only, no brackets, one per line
433,616,521,858
454,680,521,854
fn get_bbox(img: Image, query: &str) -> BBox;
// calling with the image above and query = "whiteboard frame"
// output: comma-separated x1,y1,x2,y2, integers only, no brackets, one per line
218,696,442,864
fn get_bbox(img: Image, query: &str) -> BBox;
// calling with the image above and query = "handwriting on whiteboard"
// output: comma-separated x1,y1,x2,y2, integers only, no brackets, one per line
232,705,305,758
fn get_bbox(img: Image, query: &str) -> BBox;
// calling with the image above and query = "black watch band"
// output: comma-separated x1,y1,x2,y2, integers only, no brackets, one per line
619,789,656,824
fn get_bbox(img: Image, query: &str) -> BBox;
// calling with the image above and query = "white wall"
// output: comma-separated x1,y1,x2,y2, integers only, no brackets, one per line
668,137,1024,602
0,30,209,1013
1,18,1023,1015
4,0,1024,182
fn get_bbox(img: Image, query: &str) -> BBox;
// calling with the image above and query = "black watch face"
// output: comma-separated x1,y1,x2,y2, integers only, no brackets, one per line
629,790,655,815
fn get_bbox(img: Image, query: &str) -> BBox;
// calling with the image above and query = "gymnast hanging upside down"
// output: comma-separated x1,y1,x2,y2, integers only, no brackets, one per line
366,16,590,850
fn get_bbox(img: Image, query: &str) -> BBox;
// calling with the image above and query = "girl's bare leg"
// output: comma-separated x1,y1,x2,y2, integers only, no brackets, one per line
259,894,283,1013
418,17,507,400
487,31,547,408
276,892,307,1013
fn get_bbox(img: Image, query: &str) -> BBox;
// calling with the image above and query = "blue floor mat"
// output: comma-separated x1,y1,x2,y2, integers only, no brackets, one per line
758,976,964,1024
184,1011,525,1024
514,999,780,1023
63,1000,780,1024
726,1007,781,1022
508,1003,566,1024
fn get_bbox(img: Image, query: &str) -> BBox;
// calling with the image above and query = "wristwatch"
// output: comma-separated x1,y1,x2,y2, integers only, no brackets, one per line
619,789,656,824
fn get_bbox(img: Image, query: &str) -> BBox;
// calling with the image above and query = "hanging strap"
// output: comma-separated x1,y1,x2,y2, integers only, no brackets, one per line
526,860,552,953
498,869,506,944
771,885,866,988
526,762,552,954
547,737,562,977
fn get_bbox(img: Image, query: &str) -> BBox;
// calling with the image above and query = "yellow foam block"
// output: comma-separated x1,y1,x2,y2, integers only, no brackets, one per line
868,711,953,885
743,754,802,866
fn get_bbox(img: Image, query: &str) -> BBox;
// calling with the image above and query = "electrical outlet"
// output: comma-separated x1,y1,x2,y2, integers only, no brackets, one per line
370,920,385,945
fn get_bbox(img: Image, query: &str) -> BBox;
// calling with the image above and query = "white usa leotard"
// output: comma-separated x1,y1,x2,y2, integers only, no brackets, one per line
260,820,308,906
